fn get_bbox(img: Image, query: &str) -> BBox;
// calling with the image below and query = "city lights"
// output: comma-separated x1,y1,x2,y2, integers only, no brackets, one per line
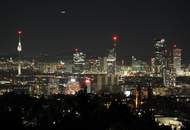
0,1,190,129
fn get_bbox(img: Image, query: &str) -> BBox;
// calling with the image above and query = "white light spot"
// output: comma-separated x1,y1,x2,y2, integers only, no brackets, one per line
60,10,66,14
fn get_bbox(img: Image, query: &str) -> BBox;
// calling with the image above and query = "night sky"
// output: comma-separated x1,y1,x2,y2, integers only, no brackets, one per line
0,0,190,62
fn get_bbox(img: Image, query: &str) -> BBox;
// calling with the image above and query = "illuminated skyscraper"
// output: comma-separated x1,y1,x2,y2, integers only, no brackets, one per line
153,38,167,76
162,44,180,87
107,34,118,75
107,49,116,75
170,44,182,75
72,49,86,74
163,68,176,87
104,35,119,92
163,44,182,87
17,30,22,75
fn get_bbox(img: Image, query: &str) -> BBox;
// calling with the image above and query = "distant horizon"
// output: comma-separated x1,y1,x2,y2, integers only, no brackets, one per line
0,48,189,65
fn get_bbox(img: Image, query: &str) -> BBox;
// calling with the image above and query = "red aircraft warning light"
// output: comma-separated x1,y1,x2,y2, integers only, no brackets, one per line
85,79,91,84
113,36,117,41
84,77,91,87
112,35,119,42
17,30,23,35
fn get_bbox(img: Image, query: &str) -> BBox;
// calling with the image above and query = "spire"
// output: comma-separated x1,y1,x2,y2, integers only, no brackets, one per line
17,30,22,75
17,30,22,52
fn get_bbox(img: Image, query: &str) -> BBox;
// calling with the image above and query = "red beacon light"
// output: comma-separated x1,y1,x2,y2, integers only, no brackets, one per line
17,30,22,35
84,78,91,86
113,36,117,41
112,35,119,42
85,79,91,84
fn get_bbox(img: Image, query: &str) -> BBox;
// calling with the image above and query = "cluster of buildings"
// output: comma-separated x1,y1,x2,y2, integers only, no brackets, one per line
0,33,190,129
151,39,181,87
0,31,190,97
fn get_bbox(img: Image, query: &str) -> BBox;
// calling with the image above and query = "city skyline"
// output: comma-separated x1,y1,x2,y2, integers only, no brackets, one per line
0,0,190,61
0,1,190,129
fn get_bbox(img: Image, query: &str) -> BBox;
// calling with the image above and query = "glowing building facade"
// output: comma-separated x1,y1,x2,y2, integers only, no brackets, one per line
107,49,116,75
153,38,167,77
170,45,182,75
72,49,86,74
106,35,118,75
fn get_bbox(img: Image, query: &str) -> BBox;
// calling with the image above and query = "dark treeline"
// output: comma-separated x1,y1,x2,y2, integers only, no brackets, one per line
0,92,189,130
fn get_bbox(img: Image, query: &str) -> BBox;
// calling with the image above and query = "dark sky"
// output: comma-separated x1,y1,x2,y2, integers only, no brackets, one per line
0,0,190,62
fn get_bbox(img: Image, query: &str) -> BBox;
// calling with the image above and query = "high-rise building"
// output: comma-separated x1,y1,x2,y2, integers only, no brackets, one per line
162,44,182,87
163,68,176,87
153,38,167,76
107,49,116,75
170,44,182,75
106,35,118,75
72,49,86,74
103,35,119,93
162,44,181,87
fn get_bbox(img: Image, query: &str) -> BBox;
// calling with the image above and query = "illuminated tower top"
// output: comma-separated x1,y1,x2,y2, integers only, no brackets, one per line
17,30,23,76
154,38,167,66
17,30,22,52
112,34,119,48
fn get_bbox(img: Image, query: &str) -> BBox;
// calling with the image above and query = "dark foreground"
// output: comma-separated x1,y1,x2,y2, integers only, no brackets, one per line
0,92,189,130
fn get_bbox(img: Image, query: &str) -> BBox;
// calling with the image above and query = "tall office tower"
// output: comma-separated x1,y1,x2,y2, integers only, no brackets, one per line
162,44,181,87
170,44,182,75
163,44,182,87
107,49,116,75
153,38,167,77
107,34,118,75
104,35,119,93
17,30,22,75
72,49,86,74
163,69,176,87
